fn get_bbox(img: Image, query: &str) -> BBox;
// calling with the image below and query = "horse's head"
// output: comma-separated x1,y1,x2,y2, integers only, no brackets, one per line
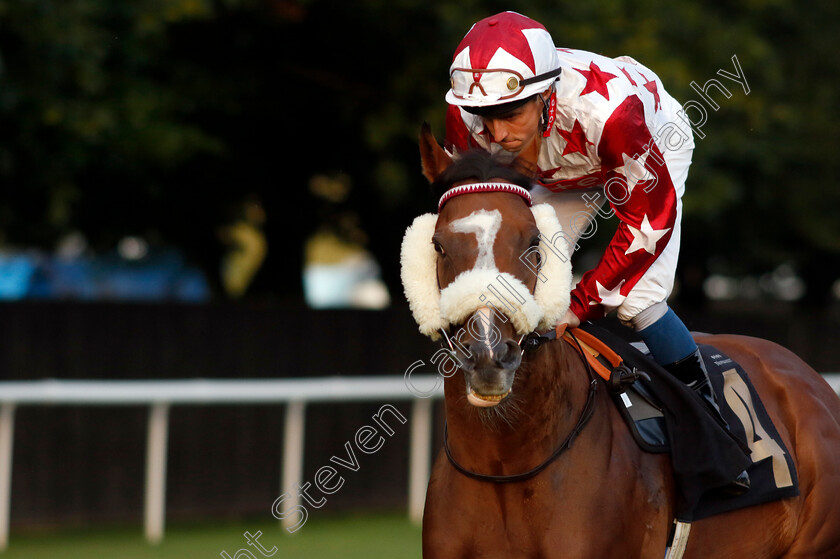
401,124,573,408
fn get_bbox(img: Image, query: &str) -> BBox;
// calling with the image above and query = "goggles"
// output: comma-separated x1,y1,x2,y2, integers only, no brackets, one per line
449,66,561,102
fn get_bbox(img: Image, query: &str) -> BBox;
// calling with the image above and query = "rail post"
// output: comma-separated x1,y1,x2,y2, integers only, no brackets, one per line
144,402,170,545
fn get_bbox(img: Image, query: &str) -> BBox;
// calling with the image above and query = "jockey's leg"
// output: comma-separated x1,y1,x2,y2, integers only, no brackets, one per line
634,304,717,409
627,303,750,495
626,307,751,495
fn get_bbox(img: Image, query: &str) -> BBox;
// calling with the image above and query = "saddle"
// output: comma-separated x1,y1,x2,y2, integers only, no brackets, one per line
560,322,800,522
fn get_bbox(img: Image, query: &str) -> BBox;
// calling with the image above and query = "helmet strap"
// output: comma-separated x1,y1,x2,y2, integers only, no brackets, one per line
540,86,557,138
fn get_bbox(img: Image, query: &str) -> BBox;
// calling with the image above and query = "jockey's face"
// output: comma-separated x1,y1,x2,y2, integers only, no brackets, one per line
479,95,544,153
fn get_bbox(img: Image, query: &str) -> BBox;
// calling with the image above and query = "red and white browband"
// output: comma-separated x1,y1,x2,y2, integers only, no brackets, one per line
438,182,532,212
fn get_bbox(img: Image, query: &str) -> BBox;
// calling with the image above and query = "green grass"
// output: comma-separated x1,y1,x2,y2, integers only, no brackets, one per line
1,513,422,558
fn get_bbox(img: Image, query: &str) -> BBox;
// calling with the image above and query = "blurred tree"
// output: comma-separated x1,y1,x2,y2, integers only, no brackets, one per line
0,0,232,289
0,0,836,303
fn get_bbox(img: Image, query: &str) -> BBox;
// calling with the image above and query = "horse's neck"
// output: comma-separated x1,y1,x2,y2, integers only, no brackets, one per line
444,341,592,475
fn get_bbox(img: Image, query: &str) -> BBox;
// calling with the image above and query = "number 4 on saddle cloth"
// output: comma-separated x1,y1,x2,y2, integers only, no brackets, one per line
557,322,800,523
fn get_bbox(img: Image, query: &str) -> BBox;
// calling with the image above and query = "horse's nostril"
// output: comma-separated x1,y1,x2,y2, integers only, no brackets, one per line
458,336,521,371
505,340,522,369
458,341,483,369
495,340,523,370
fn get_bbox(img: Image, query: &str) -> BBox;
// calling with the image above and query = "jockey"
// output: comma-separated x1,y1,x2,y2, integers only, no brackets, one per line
444,11,749,492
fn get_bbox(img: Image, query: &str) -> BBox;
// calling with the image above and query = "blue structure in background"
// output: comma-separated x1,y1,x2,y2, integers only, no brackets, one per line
0,248,210,302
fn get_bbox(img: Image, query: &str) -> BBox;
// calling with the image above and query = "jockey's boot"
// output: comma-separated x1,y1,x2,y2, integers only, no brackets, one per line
664,349,751,496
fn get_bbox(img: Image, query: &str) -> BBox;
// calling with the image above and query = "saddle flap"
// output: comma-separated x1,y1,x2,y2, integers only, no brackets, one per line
561,327,669,451
612,383,669,453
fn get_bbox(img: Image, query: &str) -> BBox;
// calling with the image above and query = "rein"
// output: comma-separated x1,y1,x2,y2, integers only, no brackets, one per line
443,329,599,483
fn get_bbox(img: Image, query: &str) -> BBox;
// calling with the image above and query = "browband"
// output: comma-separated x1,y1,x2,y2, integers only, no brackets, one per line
438,182,532,212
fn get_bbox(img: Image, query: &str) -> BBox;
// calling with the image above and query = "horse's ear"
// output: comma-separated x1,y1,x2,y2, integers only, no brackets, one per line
419,122,452,184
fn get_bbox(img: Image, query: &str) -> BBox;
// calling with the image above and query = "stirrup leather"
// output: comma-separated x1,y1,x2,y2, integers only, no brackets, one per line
561,327,649,392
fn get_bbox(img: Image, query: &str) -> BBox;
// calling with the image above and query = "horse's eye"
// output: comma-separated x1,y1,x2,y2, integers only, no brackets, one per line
433,240,446,256
530,239,542,267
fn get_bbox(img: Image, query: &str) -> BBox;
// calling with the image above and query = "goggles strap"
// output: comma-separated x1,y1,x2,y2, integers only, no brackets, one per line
520,67,561,86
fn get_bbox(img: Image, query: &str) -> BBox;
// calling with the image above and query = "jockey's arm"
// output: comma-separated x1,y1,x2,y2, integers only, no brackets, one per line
567,96,678,324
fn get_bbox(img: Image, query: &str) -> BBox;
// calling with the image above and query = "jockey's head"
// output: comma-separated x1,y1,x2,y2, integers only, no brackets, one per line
446,12,561,152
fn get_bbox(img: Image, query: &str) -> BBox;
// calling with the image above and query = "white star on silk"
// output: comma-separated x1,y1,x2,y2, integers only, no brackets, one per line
625,214,671,255
615,150,654,194
590,279,626,309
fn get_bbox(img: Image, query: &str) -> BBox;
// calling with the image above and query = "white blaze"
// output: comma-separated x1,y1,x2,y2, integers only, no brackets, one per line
469,306,500,359
450,209,502,270
450,209,504,362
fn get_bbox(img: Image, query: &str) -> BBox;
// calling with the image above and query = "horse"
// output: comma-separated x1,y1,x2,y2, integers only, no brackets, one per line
403,125,840,558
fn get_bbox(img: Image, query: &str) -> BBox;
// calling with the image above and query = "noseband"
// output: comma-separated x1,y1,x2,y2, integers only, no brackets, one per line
438,327,529,358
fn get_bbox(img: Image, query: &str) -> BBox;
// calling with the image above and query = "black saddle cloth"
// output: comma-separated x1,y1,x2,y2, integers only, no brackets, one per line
580,322,799,522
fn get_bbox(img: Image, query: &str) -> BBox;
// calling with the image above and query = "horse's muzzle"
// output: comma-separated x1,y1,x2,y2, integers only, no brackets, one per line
455,311,522,407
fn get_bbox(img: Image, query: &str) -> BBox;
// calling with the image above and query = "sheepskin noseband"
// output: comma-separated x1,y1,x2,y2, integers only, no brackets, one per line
400,203,572,340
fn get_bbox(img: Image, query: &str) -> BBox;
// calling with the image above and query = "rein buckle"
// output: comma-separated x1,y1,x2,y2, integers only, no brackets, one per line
607,364,651,394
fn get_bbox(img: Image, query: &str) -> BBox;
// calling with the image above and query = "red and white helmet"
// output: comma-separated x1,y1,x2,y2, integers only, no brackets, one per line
446,12,561,108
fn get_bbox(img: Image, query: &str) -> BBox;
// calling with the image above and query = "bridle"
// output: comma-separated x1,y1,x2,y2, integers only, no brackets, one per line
433,180,597,483
442,326,599,484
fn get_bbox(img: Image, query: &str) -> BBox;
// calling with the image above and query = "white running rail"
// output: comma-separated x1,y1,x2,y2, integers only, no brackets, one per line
0,375,445,550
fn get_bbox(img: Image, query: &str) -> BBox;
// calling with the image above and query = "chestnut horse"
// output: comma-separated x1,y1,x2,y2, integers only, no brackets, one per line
404,127,840,558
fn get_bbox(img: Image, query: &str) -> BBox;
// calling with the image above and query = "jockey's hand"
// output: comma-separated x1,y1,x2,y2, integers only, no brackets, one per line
561,309,581,329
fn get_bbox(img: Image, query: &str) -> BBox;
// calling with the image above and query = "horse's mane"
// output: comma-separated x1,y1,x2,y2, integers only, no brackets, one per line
431,149,533,199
